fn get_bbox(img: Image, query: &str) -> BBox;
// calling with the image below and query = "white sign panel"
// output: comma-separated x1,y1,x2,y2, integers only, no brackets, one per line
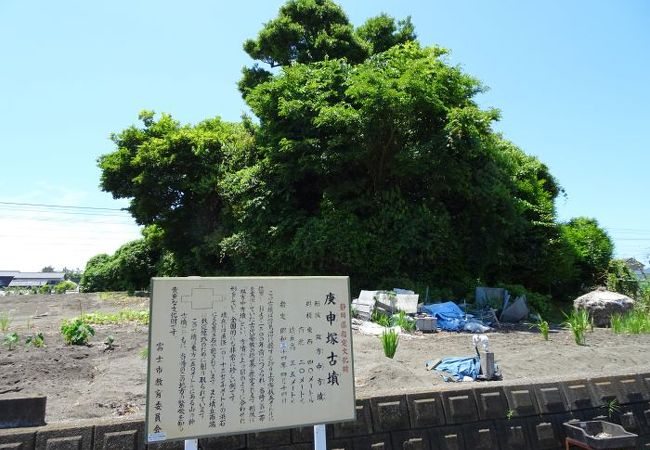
145,277,355,443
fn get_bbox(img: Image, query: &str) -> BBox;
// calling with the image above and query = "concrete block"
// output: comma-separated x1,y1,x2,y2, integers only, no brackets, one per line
0,429,35,450
34,424,92,450
198,433,246,450
291,427,315,444
525,416,562,450
441,390,478,424
617,404,642,435
273,446,312,450
333,400,372,438
391,430,430,450
406,393,445,428
370,396,410,432
326,438,352,450
504,385,538,417
589,376,622,406
639,372,650,400
147,440,183,450
496,418,530,450
615,374,649,403
560,379,598,410
430,426,464,450
461,421,498,450
350,433,391,450
474,387,508,421
533,383,568,414
94,419,143,450
0,397,46,429
634,401,650,435
247,429,291,448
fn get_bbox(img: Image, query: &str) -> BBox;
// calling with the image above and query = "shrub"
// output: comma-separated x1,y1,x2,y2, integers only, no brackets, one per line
606,260,640,298
60,317,95,345
54,280,77,294
380,329,399,359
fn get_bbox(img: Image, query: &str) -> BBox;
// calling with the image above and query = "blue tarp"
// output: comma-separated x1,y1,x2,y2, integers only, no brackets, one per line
433,356,480,382
421,301,491,332
421,301,466,331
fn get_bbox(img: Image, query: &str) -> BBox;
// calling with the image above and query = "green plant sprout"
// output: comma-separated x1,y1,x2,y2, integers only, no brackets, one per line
3,332,19,350
604,398,620,418
530,319,550,341
104,335,115,351
506,408,515,420
563,309,590,346
0,312,10,331
380,329,399,359
25,332,45,348
139,346,149,360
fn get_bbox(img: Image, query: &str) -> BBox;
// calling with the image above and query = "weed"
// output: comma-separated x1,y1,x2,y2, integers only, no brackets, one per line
610,309,650,334
0,312,10,331
371,308,391,327
139,346,149,360
104,335,115,351
380,329,399,359
506,409,514,420
3,332,19,350
60,317,95,345
530,319,550,341
604,398,620,418
563,309,590,345
25,332,45,348
392,310,415,332
82,309,149,325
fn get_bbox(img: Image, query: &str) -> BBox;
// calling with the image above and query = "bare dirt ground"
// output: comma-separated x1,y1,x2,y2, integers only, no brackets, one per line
1,293,650,424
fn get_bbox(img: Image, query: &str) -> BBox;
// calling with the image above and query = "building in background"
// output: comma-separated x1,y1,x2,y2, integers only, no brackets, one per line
0,271,65,288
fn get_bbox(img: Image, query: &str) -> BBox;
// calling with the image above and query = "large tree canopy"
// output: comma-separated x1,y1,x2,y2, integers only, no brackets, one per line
96,0,612,302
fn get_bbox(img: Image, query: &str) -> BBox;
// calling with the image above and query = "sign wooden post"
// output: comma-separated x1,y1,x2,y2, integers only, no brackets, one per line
145,277,355,445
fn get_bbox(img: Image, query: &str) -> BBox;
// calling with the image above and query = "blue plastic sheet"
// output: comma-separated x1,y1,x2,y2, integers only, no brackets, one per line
420,301,465,331
433,356,480,382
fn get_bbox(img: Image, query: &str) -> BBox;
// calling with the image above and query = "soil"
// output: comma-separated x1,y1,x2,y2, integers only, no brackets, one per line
1,293,649,424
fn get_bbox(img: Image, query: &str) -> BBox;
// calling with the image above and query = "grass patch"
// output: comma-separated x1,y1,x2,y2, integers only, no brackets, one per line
564,309,590,345
82,309,149,325
392,310,415,332
610,309,650,334
380,329,399,359
0,311,10,331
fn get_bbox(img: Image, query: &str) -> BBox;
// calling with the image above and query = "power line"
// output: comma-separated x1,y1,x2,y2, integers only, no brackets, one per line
0,201,126,212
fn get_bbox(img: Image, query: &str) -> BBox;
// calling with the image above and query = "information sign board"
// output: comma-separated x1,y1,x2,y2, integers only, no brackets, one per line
145,277,355,443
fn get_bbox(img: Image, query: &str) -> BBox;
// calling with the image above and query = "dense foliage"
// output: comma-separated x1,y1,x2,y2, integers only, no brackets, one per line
93,0,614,303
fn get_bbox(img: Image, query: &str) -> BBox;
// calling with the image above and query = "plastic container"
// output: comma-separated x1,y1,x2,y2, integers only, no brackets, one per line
563,420,638,449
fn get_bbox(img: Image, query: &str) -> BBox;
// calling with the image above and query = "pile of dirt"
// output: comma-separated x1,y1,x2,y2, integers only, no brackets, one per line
1,293,649,423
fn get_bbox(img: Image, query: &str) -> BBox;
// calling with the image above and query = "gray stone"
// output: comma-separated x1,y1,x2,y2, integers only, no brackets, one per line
573,288,634,327
0,397,46,429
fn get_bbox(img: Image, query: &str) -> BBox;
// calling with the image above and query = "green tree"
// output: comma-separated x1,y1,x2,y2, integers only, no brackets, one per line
41,266,55,273
97,0,605,300
99,112,255,275
560,217,614,289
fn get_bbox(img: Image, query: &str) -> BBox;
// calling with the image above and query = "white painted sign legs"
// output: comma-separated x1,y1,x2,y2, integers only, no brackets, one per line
314,424,326,450
184,438,198,450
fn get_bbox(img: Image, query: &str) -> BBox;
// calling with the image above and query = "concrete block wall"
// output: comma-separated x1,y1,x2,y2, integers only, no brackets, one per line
1,371,650,449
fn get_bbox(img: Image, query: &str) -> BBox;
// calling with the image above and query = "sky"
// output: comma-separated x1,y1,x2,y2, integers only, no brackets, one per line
1,0,649,272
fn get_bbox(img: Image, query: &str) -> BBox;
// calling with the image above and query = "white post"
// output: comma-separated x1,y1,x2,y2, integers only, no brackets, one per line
184,438,198,450
313,424,326,450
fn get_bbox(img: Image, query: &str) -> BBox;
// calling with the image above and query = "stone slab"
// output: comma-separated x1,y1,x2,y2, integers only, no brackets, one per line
34,424,92,450
503,385,538,417
0,429,35,450
473,387,508,421
560,379,598,410
461,421,498,450
430,426,465,450
0,397,46,429
93,419,143,450
333,400,372,438
495,418,530,450
533,383,568,414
